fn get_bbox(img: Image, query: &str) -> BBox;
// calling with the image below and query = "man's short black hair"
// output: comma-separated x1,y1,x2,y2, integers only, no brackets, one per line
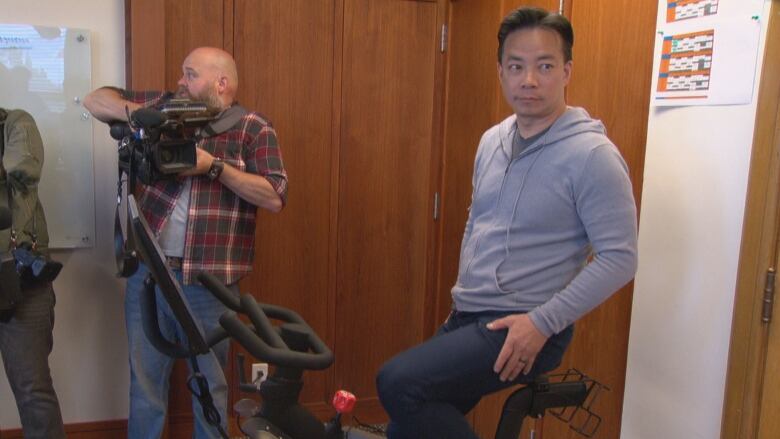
497,7,574,63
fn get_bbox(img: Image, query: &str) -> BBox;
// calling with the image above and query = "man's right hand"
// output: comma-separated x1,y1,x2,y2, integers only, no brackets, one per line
487,314,548,381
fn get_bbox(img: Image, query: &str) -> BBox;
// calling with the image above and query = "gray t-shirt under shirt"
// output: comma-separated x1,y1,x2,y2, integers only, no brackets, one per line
512,125,552,159
157,178,191,257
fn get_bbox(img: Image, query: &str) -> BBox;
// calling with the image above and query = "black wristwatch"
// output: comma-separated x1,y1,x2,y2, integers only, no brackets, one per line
207,157,224,181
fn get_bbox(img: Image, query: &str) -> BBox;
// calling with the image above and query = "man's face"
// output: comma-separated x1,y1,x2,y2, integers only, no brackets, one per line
176,52,221,109
498,27,571,125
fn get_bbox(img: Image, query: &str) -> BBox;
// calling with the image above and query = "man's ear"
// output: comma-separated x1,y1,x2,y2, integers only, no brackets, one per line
217,76,228,94
563,60,573,85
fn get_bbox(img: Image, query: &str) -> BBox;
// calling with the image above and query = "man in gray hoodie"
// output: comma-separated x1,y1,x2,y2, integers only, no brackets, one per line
377,7,638,439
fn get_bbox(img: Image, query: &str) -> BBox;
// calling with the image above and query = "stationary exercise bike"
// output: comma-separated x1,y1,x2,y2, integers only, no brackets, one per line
199,271,373,439
198,278,609,439
128,195,376,439
129,194,606,439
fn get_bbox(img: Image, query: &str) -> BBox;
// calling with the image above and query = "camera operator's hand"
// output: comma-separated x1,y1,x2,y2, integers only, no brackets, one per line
179,147,214,177
181,147,283,212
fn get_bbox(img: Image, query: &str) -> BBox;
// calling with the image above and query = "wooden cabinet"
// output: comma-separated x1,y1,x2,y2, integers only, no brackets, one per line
127,0,448,431
127,0,656,437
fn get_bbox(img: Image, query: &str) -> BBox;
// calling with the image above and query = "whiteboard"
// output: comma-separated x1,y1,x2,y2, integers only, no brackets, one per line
0,24,94,248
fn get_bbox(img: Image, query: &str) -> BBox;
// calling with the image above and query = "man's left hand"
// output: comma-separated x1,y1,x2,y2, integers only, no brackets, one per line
487,314,548,381
179,147,213,176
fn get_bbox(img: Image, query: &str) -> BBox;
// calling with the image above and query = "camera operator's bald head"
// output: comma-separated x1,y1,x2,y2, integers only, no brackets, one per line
178,47,239,110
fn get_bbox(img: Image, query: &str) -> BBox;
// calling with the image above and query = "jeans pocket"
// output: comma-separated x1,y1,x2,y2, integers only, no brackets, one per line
475,312,514,352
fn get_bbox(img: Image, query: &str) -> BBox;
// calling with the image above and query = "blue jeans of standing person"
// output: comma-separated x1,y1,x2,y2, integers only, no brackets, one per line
377,310,573,439
125,263,236,439
0,283,65,439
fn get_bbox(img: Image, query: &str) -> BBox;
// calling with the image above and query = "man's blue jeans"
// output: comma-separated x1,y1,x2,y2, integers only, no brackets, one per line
125,264,233,439
377,310,573,439
0,284,65,439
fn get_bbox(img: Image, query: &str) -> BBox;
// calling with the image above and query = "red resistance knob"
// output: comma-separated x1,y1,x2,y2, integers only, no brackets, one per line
332,390,357,414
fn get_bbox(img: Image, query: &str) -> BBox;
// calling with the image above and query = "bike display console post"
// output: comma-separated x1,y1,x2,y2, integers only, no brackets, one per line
128,195,231,438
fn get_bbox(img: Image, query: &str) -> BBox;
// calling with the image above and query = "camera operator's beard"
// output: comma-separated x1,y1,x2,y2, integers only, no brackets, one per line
175,85,223,112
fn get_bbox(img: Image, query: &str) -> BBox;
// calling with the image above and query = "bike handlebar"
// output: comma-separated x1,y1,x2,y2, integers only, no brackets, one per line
198,272,334,370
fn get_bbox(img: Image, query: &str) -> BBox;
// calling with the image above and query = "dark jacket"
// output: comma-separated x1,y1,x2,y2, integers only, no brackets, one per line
0,108,50,255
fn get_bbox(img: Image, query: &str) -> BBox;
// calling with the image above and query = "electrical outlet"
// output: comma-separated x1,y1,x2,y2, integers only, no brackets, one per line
251,363,268,389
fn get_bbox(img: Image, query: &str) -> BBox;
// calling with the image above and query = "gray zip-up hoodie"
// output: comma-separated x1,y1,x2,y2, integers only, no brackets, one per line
451,107,638,337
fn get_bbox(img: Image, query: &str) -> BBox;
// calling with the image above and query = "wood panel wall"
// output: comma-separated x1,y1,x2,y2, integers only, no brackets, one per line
120,1,656,438
0,0,658,438
127,0,449,433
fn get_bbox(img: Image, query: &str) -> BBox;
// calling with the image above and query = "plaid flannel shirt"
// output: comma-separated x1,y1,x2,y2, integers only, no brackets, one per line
120,89,287,285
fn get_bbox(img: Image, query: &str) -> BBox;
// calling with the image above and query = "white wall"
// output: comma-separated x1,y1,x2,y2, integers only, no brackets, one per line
0,0,128,428
621,1,772,438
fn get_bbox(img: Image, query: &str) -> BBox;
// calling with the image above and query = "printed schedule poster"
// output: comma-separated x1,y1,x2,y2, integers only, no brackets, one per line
656,30,714,101
652,19,761,106
653,0,765,106
666,0,720,23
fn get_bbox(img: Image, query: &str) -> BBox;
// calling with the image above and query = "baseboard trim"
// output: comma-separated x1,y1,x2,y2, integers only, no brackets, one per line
0,419,127,439
0,398,387,438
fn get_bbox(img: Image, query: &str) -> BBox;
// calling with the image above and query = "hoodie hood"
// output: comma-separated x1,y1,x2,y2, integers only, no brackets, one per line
496,106,608,159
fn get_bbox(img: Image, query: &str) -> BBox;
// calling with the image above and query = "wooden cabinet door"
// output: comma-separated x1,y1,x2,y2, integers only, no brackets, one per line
335,0,442,406
233,0,338,410
127,1,228,436
235,0,446,418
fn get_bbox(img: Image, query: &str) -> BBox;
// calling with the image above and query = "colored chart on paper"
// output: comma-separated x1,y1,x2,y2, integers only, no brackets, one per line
657,30,714,97
666,0,719,22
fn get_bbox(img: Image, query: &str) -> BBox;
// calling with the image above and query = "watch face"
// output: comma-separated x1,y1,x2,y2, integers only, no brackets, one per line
208,159,224,180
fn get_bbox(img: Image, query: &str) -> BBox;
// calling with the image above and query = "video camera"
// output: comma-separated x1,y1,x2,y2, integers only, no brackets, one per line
0,207,63,314
110,99,218,185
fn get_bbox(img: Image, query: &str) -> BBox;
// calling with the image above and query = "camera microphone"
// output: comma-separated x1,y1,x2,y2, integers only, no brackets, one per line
0,207,12,231
131,107,167,130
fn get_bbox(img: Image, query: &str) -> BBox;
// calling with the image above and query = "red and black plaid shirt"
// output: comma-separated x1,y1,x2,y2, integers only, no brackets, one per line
121,89,288,285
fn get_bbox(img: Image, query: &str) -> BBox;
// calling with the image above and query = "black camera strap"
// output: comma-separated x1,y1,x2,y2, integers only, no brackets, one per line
113,103,248,278
195,104,248,141
115,106,140,278
114,178,139,278
0,108,5,151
